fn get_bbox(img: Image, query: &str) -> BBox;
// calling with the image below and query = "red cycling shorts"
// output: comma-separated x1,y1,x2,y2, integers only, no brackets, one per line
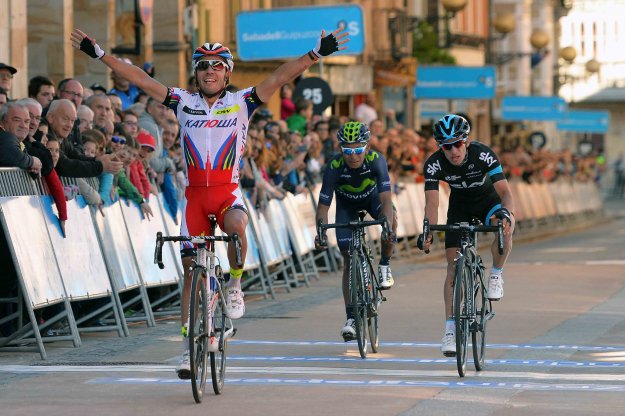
180,184,245,251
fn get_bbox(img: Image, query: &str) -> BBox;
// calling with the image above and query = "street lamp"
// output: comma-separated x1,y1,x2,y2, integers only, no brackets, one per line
557,46,600,102
490,26,550,66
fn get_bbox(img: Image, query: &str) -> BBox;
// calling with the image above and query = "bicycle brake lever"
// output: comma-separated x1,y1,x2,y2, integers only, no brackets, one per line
154,232,165,269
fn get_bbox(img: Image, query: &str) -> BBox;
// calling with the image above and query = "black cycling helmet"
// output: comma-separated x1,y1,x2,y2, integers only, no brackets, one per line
433,114,470,144
337,121,370,145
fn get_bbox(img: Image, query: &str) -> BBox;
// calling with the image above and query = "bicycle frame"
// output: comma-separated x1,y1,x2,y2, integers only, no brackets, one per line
154,222,241,402
317,212,389,358
423,217,503,376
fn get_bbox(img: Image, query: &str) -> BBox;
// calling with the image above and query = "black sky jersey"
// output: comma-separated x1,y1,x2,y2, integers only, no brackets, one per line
318,150,392,206
423,141,505,201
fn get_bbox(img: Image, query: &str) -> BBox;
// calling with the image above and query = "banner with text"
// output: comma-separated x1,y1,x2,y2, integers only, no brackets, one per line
414,66,495,99
556,110,610,133
236,5,364,61
501,96,567,121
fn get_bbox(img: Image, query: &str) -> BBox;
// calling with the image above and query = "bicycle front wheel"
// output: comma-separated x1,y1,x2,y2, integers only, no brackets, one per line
368,268,379,353
472,260,488,371
351,253,367,359
453,257,469,377
210,286,228,394
189,268,209,403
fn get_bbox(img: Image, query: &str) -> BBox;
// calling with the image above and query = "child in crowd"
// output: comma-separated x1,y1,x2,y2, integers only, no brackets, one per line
44,137,68,236
125,135,151,201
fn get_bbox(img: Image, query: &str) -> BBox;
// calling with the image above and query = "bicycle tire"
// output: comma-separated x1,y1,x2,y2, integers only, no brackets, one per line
210,286,228,394
189,268,209,403
454,257,469,377
368,265,379,353
472,258,488,371
351,252,367,359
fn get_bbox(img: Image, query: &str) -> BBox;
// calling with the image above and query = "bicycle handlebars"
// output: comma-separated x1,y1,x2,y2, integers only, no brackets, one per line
154,232,243,270
422,218,504,255
316,217,390,249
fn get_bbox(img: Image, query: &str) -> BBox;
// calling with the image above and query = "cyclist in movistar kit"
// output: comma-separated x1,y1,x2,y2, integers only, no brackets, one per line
71,26,349,378
315,121,397,341
417,114,515,356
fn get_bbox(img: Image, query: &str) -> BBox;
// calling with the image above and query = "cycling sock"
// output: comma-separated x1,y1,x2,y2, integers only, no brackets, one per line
228,268,243,289
490,266,504,276
346,307,353,320
379,256,391,266
445,319,455,334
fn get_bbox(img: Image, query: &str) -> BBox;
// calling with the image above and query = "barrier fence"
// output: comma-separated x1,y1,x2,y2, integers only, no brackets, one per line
0,167,604,359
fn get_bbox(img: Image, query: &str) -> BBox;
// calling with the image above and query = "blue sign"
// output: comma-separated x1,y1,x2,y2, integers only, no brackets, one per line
236,5,364,61
501,96,567,121
556,110,610,133
414,66,495,99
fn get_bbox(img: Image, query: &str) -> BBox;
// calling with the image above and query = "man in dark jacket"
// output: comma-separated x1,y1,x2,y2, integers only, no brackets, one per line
0,102,42,173
46,99,122,177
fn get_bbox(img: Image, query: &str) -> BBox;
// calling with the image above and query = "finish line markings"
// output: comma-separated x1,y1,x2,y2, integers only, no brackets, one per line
85,376,625,392
229,339,625,352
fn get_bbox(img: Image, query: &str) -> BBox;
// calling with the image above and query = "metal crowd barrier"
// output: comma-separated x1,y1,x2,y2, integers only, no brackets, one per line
0,165,605,360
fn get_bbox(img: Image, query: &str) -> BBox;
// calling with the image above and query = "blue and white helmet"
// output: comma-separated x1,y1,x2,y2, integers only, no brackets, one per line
433,114,470,144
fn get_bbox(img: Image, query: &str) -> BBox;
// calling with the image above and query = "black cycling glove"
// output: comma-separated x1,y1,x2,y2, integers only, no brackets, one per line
494,208,512,225
311,32,340,59
79,36,105,59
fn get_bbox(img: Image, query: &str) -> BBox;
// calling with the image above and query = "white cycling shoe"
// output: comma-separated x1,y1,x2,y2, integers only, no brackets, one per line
441,332,456,357
341,318,356,341
378,265,394,290
488,275,504,301
226,288,245,319
176,350,191,379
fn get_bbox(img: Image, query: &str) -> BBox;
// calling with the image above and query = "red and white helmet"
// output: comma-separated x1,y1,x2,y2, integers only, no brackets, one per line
192,42,234,72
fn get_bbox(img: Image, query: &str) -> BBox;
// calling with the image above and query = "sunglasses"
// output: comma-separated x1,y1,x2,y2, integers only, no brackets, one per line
341,145,367,155
440,140,465,151
194,59,228,72
111,135,126,145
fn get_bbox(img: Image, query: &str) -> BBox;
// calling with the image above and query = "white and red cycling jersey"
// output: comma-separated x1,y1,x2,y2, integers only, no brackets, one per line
163,86,262,186
163,86,262,243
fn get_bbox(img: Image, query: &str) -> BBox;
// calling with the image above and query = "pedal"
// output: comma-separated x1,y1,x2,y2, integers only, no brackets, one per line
341,333,355,342
381,296,387,302
176,369,191,380
443,351,456,357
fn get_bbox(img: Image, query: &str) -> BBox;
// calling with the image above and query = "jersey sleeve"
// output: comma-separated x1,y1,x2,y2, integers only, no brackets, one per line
162,87,187,116
240,87,263,119
318,157,340,206
371,151,392,193
423,153,442,191
474,142,505,183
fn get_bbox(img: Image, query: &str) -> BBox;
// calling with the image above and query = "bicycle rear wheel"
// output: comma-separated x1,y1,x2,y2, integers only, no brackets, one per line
472,260,488,371
210,285,228,394
351,253,367,359
189,268,209,403
368,267,379,353
453,257,469,377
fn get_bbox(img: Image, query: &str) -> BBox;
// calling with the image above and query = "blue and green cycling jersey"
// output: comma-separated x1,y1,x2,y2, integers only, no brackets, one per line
318,150,392,206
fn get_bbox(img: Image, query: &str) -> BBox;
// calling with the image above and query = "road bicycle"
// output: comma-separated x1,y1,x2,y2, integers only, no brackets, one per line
317,211,389,359
154,215,241,403
422,217,503,377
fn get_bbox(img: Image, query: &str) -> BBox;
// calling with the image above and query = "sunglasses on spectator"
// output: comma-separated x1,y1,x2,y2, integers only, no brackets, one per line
341,145,367,155
440,140,465,151
194,60,228,72
111,135,126,145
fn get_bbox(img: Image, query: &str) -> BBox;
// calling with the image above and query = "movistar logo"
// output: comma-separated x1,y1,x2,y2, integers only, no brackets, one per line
339,178,376,193
184,119,237,128
213,104,241,115
366,151,379,162
331,157,345,169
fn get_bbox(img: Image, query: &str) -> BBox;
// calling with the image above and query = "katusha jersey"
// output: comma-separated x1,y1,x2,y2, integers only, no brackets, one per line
163,86,262,186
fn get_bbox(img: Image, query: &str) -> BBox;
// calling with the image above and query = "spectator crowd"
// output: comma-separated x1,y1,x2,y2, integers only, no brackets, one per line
0,59,614,236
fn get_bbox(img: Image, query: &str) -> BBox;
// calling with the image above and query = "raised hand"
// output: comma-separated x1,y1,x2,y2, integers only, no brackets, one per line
311,26,350,58
71,29,105,59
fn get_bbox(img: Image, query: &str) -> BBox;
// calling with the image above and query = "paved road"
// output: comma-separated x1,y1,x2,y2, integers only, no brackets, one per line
2,209,625,415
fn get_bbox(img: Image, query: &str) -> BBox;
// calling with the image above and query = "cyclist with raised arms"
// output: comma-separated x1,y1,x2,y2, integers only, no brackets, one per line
315,121,397,341
417,114,515,356
71,26,349,378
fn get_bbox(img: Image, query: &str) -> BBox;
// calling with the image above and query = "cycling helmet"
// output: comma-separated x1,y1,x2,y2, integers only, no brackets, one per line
192,43,234,72
337,121,370,144
433,114,470,144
